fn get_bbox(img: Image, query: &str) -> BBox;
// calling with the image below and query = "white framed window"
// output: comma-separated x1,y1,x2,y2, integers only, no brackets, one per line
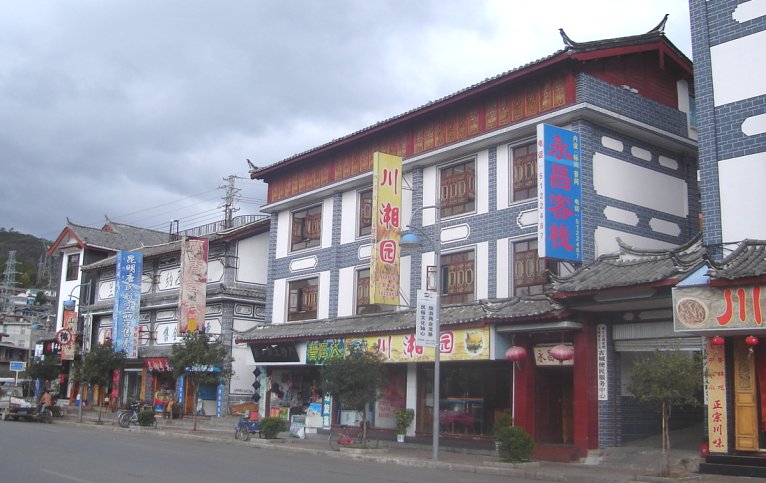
357,189,372,238
287,277,319,321
438,249,475,305
439,158,476,218
290,205,322,252
512,239,558,296
510,143,537,202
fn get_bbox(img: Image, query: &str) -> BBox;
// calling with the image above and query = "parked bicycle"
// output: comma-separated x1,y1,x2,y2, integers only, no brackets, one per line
328,420,379,450
117,401,157,428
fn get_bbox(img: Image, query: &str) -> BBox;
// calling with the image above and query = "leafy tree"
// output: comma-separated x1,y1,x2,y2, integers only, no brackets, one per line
77,343,126,422
628,350,702,476
320,345,386,448
169,332,232,431
26,355,60,386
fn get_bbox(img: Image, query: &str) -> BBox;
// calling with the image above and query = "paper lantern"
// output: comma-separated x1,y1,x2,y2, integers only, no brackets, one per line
710,336,725,346
746,335,759,347
505,346,527,362
550,344,574,362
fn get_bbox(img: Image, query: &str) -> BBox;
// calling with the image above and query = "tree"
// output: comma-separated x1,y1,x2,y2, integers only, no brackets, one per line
168,332,232,431
628,350,702,476
320,345,386,448
26,355,59,387
78,343,126,422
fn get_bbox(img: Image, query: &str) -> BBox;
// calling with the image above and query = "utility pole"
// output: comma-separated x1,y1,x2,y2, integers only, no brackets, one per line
36,243,53,288
2,250,19,312
219,175,243,229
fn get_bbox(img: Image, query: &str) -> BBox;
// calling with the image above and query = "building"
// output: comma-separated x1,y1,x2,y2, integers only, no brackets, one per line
679,1,766,476
77,216,269,415
239,20,699,460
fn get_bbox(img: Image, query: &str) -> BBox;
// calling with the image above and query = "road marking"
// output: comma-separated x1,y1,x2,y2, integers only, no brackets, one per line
40,468,95,483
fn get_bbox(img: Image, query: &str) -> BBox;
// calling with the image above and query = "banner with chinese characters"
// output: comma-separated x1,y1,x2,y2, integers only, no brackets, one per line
415,289,438,347
306,339,345,365
60,305,78,361
533,344,574,366
597,324,608,401
536,124,582,262
113,251,142,359
705,339,728,453
344,327,489,363
369,152,402,305
178,237,209,333
674,285,765,331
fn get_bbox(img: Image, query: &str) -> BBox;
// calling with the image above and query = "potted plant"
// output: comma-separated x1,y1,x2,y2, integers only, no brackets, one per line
394,408,415,443
495,426,534,463
492,412,514,451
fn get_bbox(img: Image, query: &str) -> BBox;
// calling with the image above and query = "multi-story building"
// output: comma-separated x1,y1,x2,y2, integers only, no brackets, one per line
240,20,699,460
75,216,270,415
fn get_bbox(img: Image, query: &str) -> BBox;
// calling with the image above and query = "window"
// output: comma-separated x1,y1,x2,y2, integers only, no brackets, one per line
440,159,475,217
439,250,475,305
358,189,372,237
511,143,537,202
512,239,555,296
291,205,322,252
287,278,318,321
66,253,80,281
355,268,395,315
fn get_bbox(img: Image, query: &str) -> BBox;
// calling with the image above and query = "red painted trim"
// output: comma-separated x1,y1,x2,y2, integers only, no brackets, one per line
710,276,766,287
573,322,598,454
47,227,84,256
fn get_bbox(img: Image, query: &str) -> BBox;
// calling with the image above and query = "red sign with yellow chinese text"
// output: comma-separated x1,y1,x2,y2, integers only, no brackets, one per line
370,152,402,306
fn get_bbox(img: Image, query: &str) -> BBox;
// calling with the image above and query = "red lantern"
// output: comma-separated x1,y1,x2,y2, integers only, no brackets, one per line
710,336,725,346
746,335,759,347
505,346,527,362
550,344,574,362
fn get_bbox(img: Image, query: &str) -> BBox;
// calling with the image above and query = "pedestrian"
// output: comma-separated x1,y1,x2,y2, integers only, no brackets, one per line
40,390,54,413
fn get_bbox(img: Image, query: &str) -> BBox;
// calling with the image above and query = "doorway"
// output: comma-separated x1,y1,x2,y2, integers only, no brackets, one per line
534,367,573,444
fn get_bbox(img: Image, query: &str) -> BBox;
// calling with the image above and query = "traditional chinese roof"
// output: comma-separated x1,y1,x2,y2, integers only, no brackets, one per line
48,217,170,256
707,240,766,281
235,296,562,344
252,16,690,181
551,235,706,296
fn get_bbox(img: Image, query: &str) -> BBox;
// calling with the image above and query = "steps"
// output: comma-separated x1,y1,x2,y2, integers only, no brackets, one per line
700,454,766,478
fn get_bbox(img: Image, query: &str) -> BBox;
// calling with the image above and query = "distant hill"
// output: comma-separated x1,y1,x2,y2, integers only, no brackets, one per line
0,228,59,289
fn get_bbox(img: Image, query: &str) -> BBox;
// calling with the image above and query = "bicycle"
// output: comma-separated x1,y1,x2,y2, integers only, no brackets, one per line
328,421,379,450
117,401,157,428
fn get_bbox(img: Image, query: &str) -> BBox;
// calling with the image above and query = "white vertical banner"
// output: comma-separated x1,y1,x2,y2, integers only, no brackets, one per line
415,289,437,348
596,324,608,401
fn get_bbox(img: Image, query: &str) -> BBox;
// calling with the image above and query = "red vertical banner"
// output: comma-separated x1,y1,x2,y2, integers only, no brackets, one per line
60,306,78,361
178,237,209,333
370,152,402,306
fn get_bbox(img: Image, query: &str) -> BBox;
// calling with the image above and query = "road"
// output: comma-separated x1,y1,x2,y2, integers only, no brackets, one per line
0,421,540,483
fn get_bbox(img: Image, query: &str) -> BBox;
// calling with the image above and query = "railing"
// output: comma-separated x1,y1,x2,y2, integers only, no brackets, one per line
171,215,269,240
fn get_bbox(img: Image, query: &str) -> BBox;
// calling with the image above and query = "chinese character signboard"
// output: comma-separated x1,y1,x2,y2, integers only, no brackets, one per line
178,237,209,333
674,285,765,331
305,339,345,364
597,324,608,401
416,289,437,347
369,152,402,306
533,344,574,366
536,124,582,262
705,339,728,453
113,251,143,359
345,327,489,363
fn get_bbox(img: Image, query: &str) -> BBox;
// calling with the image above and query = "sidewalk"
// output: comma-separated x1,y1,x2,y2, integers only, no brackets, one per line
57,408,738,482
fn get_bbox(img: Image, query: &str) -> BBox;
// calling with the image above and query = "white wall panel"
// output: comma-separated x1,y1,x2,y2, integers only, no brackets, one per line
337,266,355,317
236,233,269,284
720,152,766,241
595,227,677,257
711,30,766,106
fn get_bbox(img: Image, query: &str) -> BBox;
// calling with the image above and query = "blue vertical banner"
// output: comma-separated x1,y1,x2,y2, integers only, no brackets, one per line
113,251,143,358
536,124,582,262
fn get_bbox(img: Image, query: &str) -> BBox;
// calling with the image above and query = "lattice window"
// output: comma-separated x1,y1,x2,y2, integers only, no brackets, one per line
291,205,322,252
440,160,476,217
512,240,549,296
358,189,372,237
440,250,475,305
512,143,537,202
287,278,318,321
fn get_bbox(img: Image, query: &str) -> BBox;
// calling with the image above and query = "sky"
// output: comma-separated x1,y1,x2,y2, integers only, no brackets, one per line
0,0,693,242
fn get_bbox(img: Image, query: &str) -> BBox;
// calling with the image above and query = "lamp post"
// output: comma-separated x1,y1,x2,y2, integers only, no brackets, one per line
400,201,441,461
66,281,92,423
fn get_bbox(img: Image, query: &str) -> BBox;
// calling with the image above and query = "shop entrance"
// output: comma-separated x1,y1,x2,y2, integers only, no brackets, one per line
534,367,573,445
122,369,142,406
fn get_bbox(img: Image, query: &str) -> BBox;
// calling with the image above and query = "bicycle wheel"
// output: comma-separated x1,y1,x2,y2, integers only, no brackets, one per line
240,428,251,441
117,411,131,428
41,409,53,424
328,431,343,451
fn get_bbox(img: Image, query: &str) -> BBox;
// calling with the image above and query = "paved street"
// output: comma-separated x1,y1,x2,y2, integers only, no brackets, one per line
0,420,536,483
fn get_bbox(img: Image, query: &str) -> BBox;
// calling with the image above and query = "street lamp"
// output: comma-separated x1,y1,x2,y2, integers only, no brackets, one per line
400,201,441,461
66,281,92,423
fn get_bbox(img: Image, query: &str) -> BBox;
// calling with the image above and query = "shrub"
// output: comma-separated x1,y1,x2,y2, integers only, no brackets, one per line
495,426,534,463
137,409,156,427
259,416,287,439
394,408,415,434
492,412,514,435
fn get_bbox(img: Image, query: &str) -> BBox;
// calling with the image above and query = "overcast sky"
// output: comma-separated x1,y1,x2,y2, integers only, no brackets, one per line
0,1,692,242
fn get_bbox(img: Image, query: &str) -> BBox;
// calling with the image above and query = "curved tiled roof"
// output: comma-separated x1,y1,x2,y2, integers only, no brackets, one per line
236,296,561,343
552,235,705,294
64,218,170,252
708,240,766,280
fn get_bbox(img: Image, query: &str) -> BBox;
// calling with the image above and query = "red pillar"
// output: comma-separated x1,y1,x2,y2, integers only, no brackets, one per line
572,322,598,456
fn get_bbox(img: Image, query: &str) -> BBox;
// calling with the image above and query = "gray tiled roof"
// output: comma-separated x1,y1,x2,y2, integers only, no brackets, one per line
67,218,170,252
236,296,560,343
708,240,766,280
551,236,705,293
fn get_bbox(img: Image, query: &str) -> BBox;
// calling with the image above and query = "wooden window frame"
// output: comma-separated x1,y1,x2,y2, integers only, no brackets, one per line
439,249,475,305
358,189,373,238
290,205,322,252
439,159,476,218
511,143,537,202
287,277,319,321
66,253,80,281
